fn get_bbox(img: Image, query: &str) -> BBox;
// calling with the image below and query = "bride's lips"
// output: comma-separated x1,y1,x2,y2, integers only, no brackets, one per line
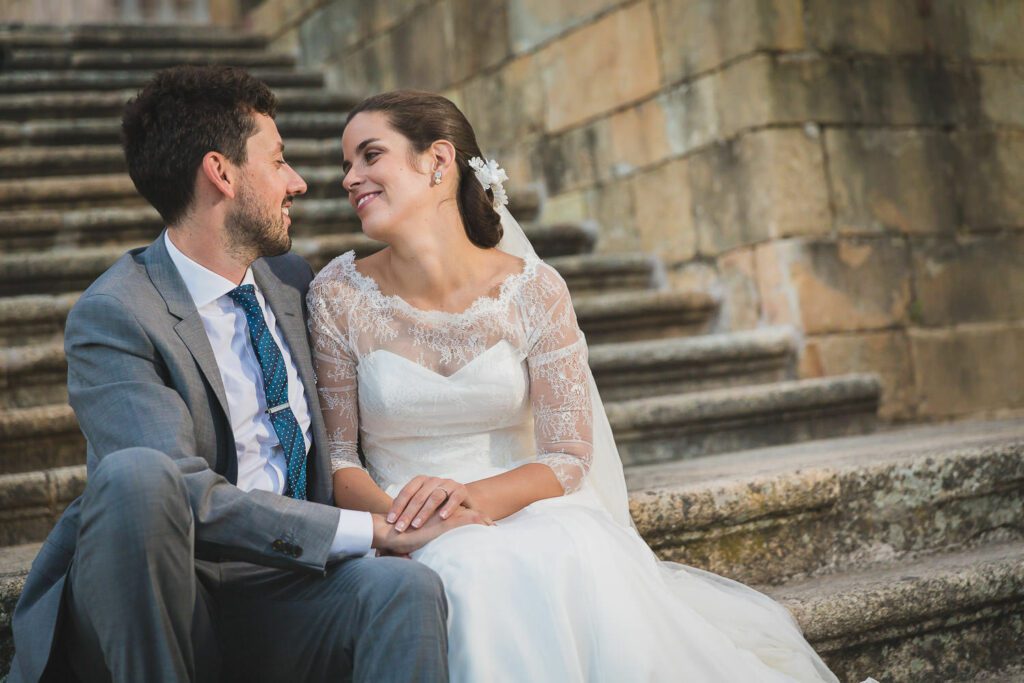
354,191,382,213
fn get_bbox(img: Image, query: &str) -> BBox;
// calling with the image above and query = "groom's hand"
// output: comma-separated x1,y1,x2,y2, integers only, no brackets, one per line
371,507,492,555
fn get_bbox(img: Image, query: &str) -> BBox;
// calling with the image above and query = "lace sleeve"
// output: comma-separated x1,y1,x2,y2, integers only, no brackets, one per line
307,277,366,475
525,266,593,493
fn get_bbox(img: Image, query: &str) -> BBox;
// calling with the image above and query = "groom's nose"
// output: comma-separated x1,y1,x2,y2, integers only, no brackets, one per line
287,166,308,196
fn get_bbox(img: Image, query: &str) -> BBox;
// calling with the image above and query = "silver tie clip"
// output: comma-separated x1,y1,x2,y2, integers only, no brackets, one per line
266,402,290,415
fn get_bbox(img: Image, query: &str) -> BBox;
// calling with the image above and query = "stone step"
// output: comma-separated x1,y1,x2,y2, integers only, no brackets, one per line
0,112,345,147
0,67,324,95
0,24,268,50
571,289,717,344
0,292,77,346
628,418,1024,585
589,326,796,401
0,343,66,409
0,88,359,122
0,193,543,251
771,540,1024,682
0,221,588,298
607,374,881,465
0,47,296,71
0,405,83,479
0,464,85,546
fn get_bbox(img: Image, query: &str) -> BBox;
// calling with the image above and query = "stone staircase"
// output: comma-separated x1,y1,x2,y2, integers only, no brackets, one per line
0,24,1020,682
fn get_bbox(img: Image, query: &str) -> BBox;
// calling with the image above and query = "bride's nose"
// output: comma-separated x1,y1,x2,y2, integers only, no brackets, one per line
342,168,360,194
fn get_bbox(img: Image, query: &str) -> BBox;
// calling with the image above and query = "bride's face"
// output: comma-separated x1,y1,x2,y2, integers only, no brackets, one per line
341,111,437,241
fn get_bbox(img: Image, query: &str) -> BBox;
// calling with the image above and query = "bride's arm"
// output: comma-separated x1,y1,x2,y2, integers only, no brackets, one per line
466,273,594,520
307,277,393,514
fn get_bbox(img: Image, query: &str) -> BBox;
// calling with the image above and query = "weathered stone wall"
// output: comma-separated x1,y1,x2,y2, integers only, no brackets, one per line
251,0,1024,422
0,0,242,25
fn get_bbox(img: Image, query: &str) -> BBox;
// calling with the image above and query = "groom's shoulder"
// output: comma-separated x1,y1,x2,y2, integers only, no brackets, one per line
261,251,315,291
78,244,155,304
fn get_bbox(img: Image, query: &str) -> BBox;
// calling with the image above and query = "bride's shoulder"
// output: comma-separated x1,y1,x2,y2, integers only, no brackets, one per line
308,251,364,303
521,258,570,301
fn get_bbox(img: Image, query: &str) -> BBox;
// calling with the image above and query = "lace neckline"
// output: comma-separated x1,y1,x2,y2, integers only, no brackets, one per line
338,250,540,322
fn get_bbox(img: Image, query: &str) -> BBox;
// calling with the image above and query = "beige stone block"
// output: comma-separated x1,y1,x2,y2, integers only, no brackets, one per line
607,98,671,176
629,158,697,265
754,237,912,334
533,117,613,194
978,63,1024,128
537,3,661,133
910,323,1024,417
323,32,396,96
803,0,929,54
717,247,762,330
826,129,957,236
666,261,719,294
654,0,804,82
450,0,511,84
390,2,455,91
955,131,1024,230
962,0,1024,60
660,74,722,156
542,190,589,224
799,331,916,420
717,53,975,133
911,234,1024,326
691,128,830,256
586,182,640,254
461,54,546,151
508,0,624,53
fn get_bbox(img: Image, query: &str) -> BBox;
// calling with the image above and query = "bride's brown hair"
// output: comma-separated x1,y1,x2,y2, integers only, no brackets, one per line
345,90,503,248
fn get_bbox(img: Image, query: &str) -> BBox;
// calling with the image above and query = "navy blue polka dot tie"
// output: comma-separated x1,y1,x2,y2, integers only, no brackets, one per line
227,284,307,500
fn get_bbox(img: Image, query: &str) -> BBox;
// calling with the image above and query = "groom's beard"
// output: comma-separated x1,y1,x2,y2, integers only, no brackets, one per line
225,183,292,261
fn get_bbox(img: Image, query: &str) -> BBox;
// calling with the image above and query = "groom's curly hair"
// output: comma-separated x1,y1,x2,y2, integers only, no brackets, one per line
121,65,277,227
346,91,503,249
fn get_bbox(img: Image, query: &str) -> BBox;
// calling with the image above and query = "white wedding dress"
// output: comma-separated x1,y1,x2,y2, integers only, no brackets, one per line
307,250,840,683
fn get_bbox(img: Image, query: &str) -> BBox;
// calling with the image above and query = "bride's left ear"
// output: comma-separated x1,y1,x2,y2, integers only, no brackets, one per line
429,140,457,186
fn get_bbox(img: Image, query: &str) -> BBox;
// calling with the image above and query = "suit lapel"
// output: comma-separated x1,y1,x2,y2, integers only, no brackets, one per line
144,232,232,427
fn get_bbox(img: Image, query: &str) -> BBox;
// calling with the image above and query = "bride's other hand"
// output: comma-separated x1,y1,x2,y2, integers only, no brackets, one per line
388,476,471,531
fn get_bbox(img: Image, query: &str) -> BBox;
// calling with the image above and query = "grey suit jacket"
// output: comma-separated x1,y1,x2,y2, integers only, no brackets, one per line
9,233,343,683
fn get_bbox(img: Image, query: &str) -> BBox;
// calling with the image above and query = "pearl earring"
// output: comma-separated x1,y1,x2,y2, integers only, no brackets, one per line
433,169,442,185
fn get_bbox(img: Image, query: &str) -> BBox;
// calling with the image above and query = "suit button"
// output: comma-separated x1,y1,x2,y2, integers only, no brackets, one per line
272,540,285,552
292,546,303,558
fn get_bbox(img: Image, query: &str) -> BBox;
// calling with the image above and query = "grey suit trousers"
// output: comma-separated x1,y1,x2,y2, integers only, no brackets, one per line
62,448,449,683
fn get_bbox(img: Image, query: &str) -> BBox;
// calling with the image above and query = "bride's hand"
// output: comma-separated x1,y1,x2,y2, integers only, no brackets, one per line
372,506,494,555
388,476,471,532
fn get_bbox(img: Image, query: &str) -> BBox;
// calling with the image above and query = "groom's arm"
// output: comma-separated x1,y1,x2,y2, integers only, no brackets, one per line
65,291,342,574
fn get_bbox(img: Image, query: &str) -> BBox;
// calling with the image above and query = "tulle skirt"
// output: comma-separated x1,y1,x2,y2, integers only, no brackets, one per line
407,485,839,683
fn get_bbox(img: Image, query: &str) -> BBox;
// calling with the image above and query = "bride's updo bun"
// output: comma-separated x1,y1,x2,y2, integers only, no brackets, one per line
345,91,503,249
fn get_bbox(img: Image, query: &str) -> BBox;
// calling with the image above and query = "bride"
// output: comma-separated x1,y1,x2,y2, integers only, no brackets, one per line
307,90,842,682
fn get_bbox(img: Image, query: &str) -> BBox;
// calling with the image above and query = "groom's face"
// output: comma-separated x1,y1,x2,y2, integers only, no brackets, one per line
226,114,307,258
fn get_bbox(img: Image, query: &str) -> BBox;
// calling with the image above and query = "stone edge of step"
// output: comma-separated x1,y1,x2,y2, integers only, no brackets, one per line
606,374,881,432
770,539,1024,647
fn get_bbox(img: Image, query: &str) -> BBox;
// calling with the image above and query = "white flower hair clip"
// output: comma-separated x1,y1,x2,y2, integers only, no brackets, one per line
468,156,509,209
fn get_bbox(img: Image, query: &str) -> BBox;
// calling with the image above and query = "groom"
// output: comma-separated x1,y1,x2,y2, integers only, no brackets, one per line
8,66,476,682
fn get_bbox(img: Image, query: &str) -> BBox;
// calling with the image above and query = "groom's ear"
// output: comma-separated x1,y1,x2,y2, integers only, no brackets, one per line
200,151,238,200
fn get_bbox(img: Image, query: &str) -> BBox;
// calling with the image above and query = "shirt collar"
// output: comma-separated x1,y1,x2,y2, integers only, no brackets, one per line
163,231,257,309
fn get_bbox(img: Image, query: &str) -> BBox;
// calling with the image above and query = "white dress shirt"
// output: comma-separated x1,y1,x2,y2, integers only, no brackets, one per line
164,232,372,558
